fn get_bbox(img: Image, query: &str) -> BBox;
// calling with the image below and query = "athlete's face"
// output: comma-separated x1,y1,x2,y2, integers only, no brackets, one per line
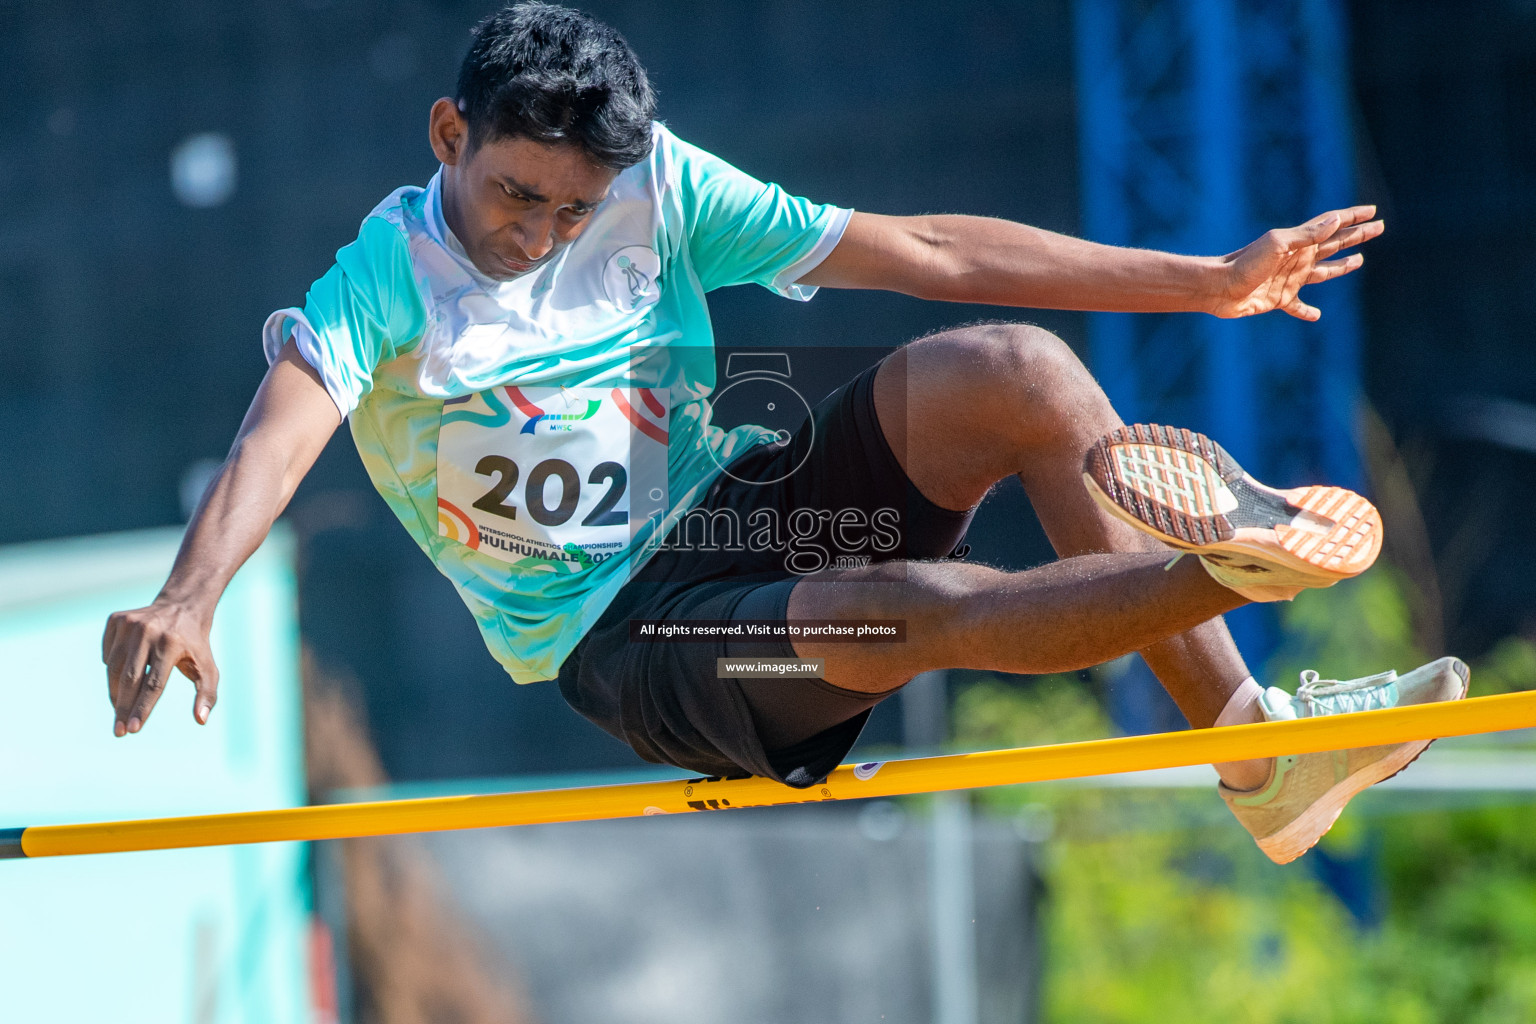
429,98,619,281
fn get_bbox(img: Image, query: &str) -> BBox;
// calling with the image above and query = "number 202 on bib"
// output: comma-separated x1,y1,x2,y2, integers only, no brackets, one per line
436,386,670,572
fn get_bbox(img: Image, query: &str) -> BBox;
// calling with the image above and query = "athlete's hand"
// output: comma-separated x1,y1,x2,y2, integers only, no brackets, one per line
1210,205,1383,321
102,600,220,737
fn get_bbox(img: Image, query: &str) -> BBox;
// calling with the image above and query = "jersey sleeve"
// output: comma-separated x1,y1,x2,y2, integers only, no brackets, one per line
665,129,852,300
261,215,427,416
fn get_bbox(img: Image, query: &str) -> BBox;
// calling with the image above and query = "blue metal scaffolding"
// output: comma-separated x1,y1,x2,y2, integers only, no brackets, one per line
1073,0,1366,734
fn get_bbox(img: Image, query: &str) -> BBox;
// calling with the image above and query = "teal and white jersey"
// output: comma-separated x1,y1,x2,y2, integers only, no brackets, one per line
262,122,851,683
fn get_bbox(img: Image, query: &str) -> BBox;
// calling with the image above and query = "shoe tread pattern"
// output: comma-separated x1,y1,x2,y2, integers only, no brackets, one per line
1085,424,1381,579
1278,486,1382,576
1083,424,1238,547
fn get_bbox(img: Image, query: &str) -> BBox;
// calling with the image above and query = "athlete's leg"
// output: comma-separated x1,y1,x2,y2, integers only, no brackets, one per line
855,323,1252,728
786,551,1244,688
781,324,1456,863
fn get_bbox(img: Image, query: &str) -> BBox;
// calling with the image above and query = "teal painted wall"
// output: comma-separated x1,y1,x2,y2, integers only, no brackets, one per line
0,528,311,1023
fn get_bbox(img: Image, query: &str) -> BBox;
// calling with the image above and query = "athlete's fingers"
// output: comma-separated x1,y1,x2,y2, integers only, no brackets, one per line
1271,205,1375,253
1309,204,1377,238
1327,204,1377,229
127,644,176,734
111,633,153,737
185,652,220,725
1306,254,1364,284
102,610,137,703
1342,204,1378,226
102,612,121,665
1316,220,1383,260
1269,211,1340,252
103,617,141,710
104,622,123,705
1283,296,1322,321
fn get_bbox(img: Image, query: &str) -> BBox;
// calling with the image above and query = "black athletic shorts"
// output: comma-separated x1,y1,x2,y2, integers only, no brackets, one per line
555,358,974,788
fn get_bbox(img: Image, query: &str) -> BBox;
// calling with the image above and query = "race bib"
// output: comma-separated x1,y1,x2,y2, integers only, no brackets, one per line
436,386,669,572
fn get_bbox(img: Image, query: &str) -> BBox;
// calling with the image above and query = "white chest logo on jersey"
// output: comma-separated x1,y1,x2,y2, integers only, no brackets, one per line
602,245,662,311
436,386,670,573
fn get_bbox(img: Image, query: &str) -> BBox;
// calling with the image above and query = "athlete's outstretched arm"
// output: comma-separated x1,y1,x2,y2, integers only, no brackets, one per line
101,341,341,737
798,206,1383,322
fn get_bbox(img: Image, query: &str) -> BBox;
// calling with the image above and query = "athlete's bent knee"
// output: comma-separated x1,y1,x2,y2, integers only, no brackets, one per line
930,324,1097,418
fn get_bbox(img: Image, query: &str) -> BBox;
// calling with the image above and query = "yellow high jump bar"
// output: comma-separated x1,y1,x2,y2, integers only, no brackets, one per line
5,688,1536,860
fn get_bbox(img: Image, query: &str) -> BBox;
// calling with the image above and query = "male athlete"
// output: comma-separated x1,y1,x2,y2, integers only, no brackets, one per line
102,3,1466,864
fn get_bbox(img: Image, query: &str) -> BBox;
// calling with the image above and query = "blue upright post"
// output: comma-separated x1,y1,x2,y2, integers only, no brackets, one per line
1073,0,1365,734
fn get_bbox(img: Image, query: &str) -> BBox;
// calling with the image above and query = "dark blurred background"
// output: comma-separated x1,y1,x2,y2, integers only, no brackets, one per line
3,0,1533,781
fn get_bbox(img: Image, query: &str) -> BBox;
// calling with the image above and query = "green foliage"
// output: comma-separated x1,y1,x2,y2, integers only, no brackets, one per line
950,570,1536,1022
953,673,1109,751
1468,636,1536,696
1269,566,1425,693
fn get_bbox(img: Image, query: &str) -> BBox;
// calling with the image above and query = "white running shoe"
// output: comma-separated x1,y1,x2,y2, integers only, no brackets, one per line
1221,657,1470,864
1082,424,1383,602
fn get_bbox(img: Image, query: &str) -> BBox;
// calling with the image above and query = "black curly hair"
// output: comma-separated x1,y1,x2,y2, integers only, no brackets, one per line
456,3,657,169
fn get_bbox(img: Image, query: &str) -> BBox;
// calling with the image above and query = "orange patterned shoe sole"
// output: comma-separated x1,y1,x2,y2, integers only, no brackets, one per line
1082,424,1382,585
